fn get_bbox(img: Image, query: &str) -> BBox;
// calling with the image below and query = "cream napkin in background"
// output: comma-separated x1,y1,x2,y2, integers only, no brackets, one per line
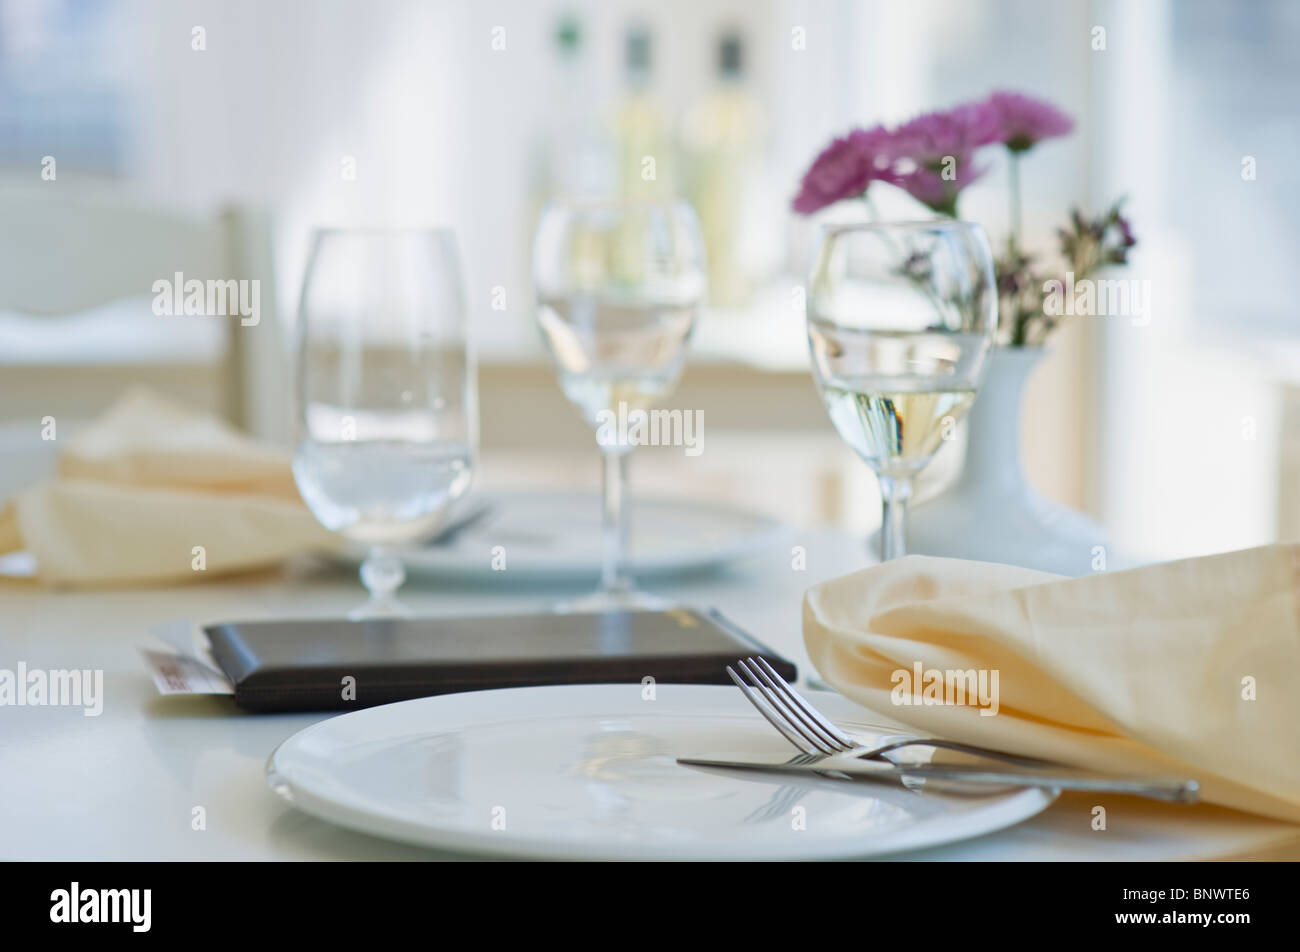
0,388,341,586
804,546,1300,822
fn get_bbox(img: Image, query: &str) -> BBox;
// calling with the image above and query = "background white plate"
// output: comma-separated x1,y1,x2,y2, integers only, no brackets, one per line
346,491,789,581
268,684,1056,860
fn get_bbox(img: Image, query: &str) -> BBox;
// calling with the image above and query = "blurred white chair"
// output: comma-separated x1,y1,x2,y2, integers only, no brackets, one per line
0,184,289,499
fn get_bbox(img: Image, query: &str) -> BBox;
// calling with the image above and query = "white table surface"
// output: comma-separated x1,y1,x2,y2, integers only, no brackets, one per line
2,528,1297,861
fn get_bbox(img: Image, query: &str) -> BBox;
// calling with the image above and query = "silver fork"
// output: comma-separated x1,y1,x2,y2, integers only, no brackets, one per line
720,657,1200,803
729,656,1050,766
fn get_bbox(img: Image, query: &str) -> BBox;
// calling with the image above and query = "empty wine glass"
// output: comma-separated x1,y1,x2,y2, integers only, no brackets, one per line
293,228,476,617
807,220,997,561
533,198,706,612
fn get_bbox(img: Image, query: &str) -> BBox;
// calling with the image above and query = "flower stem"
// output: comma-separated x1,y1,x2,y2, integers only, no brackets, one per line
1008,151,1023,249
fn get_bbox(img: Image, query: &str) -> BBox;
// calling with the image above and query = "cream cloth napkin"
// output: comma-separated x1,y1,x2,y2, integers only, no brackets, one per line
804,546,1300,822
0,388,340,585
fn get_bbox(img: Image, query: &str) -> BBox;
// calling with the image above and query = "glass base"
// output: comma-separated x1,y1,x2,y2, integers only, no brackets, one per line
346,596,412,621
354,546,409,620
551,586,671,615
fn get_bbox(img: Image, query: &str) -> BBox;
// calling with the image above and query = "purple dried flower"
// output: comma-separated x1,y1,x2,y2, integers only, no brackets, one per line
791,125,895,215
985,91,1074,153
1104,207,1137,265
1058,200,1138,274
1115,210,1136,248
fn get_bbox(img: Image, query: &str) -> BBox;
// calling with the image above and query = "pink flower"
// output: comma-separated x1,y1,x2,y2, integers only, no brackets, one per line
985,90,1074,153
791,125,895,215
892,162,987,217
790,93,1075,218
885,103,999,215
888,102,1003,165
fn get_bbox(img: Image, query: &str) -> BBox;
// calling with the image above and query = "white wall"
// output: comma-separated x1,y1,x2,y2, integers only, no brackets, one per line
5,0,1295,552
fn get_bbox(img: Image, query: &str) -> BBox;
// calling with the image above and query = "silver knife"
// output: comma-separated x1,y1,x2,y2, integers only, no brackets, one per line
677,753,1200,803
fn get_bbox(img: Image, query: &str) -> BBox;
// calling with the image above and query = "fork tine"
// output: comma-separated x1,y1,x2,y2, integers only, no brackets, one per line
729,665,837,755
725,666,818,754
751,656,858,750
739,658,849,753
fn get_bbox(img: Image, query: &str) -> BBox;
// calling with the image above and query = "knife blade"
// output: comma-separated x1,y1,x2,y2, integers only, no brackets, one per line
676,753,1200,803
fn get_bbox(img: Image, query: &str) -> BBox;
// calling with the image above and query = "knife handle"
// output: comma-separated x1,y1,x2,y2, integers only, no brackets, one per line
889,764,1200,803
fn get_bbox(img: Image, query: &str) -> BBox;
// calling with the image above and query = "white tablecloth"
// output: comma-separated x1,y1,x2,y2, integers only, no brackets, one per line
2,529,1297,861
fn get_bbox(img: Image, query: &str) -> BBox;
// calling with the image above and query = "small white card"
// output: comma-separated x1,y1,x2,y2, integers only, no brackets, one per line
139,647,234,696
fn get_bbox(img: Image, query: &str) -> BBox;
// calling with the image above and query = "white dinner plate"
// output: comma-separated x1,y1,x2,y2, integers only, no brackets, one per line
267,684,1055,860
345,491,789,581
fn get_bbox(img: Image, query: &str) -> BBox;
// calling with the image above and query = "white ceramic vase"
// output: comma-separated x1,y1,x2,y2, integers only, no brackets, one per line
904,346,1109,576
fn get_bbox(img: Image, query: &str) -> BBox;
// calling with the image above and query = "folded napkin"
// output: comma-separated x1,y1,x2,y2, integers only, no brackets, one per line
804,547,1300,822
0,388,340,586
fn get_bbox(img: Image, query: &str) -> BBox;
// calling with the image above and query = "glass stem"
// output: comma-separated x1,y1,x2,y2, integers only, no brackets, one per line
877,475,913,561
359,545,406,612
600,447,632,593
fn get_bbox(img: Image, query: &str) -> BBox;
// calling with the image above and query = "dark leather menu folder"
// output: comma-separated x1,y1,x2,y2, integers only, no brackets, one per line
204,608,796,712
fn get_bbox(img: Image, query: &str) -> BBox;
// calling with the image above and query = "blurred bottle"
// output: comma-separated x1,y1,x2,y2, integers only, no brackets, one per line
529,14,612,207
611,24,673,200
681,30,765,310
526,14,613,309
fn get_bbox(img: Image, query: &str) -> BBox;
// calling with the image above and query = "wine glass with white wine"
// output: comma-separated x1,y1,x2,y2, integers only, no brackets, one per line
807,220,997,561
293,228,476,618
533,198,706,612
